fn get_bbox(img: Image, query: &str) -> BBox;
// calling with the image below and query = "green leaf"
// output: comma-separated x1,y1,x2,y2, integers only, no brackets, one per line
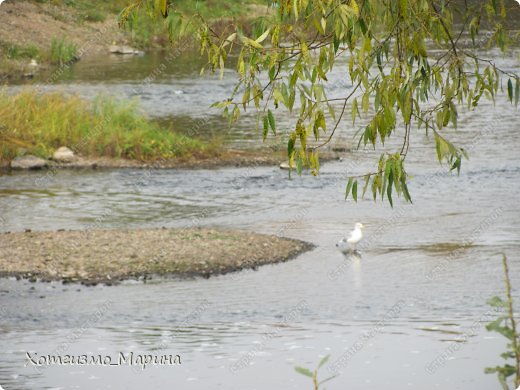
435,110,444,130
362,92,369,113
500,351,516,360
485,317,506,332
493,325,515,340
442,106,450,127
434,133,450,163
281,83,289,106
242,86,250,108
294,366,313,378
267,109,276,134
333,35,340,52
318,354,330,369
312,151,320,175
487,296,507,308
382,159,391,198
345,177,353,200
352,180,358,202
515,78,519,107
288,137,295,157
387,170,393,207
263,116,268,140
296,156,303,175
491,0,498,14
293,0,299,20
507,79,513,103
485,366,499,374
371,174,379,200
361,174,371,198
319,375,339,386
352,98,359,125
401,177,412,203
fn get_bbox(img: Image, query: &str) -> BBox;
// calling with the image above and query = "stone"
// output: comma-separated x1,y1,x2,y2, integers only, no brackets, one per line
109,45,144,55
10,155,48,170
279,162,291,170
52,146,76,163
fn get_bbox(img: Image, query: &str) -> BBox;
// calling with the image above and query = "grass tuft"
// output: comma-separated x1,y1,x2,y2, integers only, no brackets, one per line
49,37,79,65
5,43,40,60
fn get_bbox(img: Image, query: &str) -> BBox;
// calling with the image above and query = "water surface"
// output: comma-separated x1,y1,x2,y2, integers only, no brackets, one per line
0,47,519,389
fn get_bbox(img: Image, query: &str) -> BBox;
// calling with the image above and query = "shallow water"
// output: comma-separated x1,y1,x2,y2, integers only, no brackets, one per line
1,47,520,389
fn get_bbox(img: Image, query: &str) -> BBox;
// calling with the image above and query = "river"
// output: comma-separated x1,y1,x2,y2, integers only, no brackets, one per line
0,44,519,389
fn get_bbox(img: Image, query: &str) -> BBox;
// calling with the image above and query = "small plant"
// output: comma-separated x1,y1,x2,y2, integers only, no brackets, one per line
49,37,78,65
295,355,337,390
485,254,520,390
5,43,39,60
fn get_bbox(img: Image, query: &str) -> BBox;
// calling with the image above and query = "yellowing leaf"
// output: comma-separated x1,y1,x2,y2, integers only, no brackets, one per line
156,0,168,18
255,29,270,44
300,41,309,60
247,38,263,49
321,17,327,32
226,33,237,43
350,0,359,17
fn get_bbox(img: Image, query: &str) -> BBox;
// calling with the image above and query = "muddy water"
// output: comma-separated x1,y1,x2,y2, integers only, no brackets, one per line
1,47,520,389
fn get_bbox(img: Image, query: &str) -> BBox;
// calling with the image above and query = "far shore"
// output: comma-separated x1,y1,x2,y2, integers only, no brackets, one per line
0,228,314,285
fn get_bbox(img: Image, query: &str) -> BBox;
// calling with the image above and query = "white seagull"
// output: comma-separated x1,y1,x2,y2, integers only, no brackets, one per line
336,223,364,253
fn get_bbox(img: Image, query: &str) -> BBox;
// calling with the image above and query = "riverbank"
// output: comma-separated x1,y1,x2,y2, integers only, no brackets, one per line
0,1,128,80
0,0,269,80
0,228,314,285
